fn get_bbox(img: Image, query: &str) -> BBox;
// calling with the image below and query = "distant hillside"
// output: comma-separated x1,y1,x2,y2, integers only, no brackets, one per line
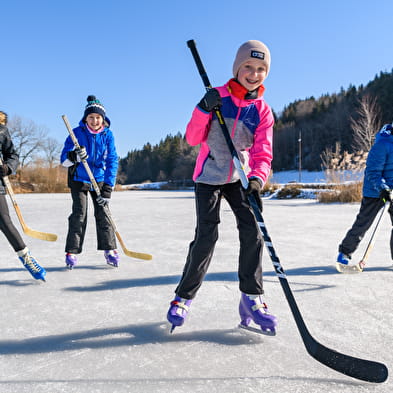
118,70,393,184
272,70,393,171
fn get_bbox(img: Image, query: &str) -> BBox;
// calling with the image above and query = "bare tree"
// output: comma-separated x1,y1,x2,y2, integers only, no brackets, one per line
7,116,47,167
42,137,62,168
350,94,381,152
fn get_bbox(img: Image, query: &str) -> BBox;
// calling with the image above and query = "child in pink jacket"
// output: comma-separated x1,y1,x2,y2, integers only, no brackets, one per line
167,40,277,334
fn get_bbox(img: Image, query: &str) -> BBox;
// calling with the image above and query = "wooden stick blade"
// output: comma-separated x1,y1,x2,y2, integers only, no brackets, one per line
22,226,58,242
115,231,152,260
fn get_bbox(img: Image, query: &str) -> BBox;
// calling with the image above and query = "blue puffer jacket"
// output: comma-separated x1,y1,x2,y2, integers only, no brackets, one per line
60,118,118,187
363,124,393,198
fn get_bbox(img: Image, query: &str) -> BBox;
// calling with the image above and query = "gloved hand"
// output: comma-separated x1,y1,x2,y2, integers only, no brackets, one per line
197,89,222,112
379,188,392,202
75,146,88,161
96,195,109,207
0,163,10,177
100,183,113,199
245,178,263,211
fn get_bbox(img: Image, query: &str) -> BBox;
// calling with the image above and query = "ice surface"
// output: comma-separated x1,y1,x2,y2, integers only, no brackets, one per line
0,191,391,392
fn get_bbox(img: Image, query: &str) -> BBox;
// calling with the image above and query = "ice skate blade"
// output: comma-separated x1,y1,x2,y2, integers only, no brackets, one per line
238,323,276,336
336,262,363,274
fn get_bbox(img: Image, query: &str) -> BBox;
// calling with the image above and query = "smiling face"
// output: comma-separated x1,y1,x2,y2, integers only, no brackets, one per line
236,59,267,91
86,113,104,131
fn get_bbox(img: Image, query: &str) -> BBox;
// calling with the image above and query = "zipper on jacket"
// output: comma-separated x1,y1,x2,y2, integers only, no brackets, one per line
226,105,242,183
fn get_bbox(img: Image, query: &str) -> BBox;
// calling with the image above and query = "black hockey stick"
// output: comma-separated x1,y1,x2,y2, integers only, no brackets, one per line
187,39,388,383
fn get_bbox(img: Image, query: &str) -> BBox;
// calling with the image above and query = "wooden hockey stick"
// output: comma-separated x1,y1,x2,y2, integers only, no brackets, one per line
61,115,152,261
0,158,57,241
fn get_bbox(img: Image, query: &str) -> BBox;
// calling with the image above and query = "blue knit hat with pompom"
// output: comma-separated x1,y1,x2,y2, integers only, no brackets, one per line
83,95,106,121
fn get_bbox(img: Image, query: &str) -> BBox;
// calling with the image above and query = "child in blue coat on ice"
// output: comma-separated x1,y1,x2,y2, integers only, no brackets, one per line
61,96,119,269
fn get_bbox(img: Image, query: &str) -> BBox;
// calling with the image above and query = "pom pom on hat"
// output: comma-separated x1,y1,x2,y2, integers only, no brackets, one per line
232,40,271,78
83,95,106,121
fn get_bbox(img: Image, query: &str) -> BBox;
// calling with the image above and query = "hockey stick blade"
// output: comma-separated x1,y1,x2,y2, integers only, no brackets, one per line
2,173,58,242
336,262,363,274
267,225,387,383
21,225,58,242
115,230,152,260
305,333,387,383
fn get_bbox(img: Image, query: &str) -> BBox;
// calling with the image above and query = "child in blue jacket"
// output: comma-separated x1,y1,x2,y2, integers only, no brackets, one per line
337,123,393,271
61,96,119,268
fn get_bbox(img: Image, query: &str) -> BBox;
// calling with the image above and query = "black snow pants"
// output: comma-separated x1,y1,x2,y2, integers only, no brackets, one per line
339,197,393,258
175,181,264,299
65,185,116,254
0,194,25,252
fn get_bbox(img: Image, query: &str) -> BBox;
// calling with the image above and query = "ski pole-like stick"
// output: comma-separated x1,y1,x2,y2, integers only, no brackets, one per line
61,115,152,261
337,201,390,273
0,157,57,241
187,39,388,383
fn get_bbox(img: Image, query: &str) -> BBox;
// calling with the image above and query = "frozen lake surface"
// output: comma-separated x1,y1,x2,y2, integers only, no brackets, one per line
0,191,391,392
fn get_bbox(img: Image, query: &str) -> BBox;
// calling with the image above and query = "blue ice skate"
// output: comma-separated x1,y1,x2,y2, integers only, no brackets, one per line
19,251,46,281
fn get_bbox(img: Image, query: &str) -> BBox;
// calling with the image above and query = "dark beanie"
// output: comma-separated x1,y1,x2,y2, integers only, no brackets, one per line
83,95,106,121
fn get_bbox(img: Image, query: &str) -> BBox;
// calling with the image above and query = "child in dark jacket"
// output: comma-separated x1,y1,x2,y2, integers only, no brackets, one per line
167,40,277,334
60,96,119,269
0,111,46,281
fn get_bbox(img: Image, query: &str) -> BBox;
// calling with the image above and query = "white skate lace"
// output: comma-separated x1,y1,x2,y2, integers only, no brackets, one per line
22,254,41,273
251,300,270,314
172,300,189,316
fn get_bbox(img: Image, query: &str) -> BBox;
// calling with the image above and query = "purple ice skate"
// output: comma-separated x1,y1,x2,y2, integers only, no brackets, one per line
239,293,277,335
105,250,120,267
167,295,192,333
65,253,77,270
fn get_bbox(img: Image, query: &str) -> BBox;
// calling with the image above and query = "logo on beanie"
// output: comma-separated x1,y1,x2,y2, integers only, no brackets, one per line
251,50,265,60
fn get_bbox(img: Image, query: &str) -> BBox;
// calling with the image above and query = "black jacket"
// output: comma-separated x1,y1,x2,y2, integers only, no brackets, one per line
0,125,19,194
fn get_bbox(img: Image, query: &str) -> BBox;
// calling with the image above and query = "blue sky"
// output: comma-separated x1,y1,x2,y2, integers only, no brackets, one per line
1,0,392,157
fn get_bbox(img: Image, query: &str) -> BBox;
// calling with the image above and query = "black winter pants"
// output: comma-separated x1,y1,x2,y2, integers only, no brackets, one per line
0,194,26,252
339,197,393,258
175,181,264,299
65,187,116,254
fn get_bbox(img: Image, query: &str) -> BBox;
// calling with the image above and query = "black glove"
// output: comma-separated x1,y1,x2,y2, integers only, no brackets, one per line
96,195,108,207
67,150,78,163
379,188,392,202
75,146,88,161
197,89,222,112
100,183,113,199
245,178,263,211
0,163,10,177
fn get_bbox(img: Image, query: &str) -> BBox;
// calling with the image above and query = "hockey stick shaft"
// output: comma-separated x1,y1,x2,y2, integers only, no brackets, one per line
0,158,57,241
187,39,388,383
61,115,152,261
358,201,389,269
